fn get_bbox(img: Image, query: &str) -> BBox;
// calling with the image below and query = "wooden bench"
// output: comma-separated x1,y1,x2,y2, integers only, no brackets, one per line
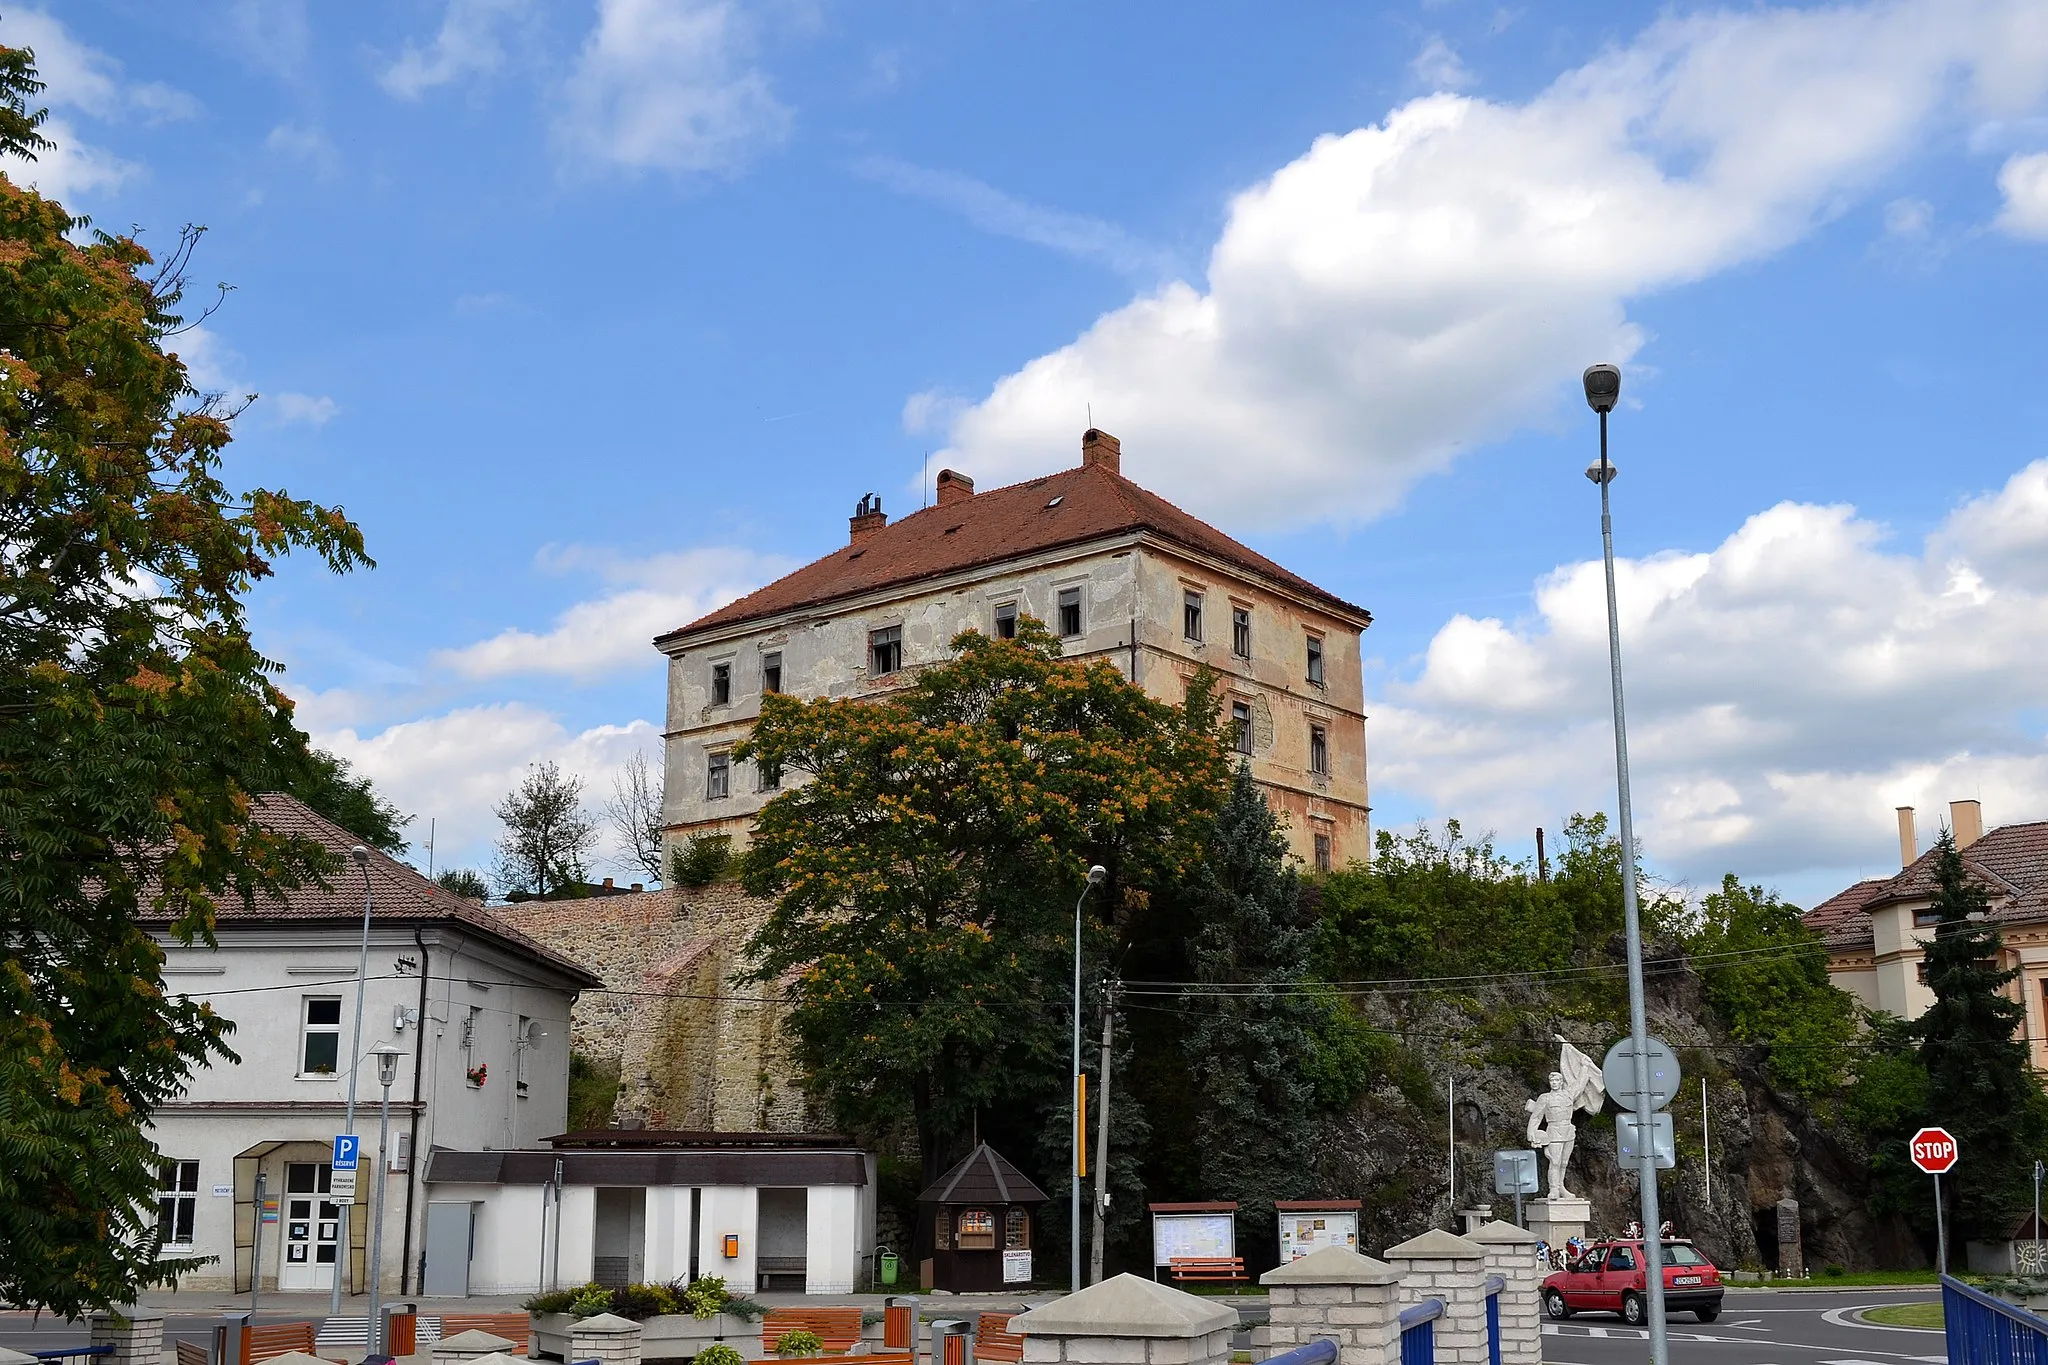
755,1355,911,1365
761,1309,865,1355
1168,1256,1247,1284
243,1323,336,1364
174,1340,210,1365
974,1313,1025,1364
439,1313,532,1351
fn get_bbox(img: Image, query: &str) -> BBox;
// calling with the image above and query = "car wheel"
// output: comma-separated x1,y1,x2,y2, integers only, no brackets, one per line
1695,1307,1720,1324
1543,1289,1571,1320
1622,1292,1646,1326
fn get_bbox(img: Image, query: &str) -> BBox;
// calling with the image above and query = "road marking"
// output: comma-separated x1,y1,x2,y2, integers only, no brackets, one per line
1820,1305,1945,1334
1729,1319,1766,1328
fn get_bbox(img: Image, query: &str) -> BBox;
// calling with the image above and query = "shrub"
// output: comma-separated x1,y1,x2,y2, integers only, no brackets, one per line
669,835,733,887
695,1347,745,1365
671,1274,763,1320
609,1282,680,1319
1824,1264,1845,1278
524,1288,581,1315
570,1284,614,1317
774,1331,825,1358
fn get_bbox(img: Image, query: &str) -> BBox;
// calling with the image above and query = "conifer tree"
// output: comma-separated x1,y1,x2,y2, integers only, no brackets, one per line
1916,828,2048,1241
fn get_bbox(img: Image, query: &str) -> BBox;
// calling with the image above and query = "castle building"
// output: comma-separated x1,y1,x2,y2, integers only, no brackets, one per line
654,430,1374,870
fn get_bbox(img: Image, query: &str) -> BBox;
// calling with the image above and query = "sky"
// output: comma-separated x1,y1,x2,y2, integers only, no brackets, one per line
17,0,2048,905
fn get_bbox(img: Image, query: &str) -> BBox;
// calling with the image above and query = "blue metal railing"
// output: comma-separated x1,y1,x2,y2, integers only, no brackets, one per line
1484,1274,1504,1365
1263,1339,1338,1365
1944,1275,2048,1365
1400,1298,1444,1365
30,1349,116,1363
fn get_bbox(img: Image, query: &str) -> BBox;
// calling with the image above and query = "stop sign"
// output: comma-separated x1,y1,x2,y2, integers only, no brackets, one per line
1910,1126,1959,1174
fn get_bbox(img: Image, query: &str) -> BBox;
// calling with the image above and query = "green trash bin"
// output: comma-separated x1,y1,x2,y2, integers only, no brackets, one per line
879,1247,900,1285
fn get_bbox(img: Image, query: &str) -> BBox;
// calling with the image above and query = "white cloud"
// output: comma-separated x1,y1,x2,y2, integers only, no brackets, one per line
1995,150,2048,238
1373,460,2048,888
555,0,790,176
266,122,339,177
1883,196,1934,237
315,703,659,877
381,0,533,100
854,157,1174,277
1411,36,1475,91
271,392,339,425
171,325,248,397
435,545,793,682
927,0,2048,529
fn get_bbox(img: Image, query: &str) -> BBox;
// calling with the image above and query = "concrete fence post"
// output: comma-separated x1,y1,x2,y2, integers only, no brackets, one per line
1383,1230,1488,1365
1260,1245,1403,1365
1467,1222,1541,1365
566,1313,644,1365
1011,1273,1238,1365
89,1309,165,1365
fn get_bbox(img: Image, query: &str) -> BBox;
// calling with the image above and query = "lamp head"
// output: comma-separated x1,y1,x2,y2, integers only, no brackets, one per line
1086,865,1107,886
350,845,370,866
372,1042,401,1087
1582,363,1621,414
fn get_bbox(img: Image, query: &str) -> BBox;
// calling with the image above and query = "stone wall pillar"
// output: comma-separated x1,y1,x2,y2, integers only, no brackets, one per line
1776,1199,1804,1277
568,1313,644,1365
1012,1274,1237,1365
89,1309,165,1365
1468,1222,1541,1365
1260,1245,1401,1365
1383,1230,1487,1365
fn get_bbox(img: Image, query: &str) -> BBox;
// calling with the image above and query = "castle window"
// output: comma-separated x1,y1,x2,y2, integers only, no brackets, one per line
994,602,1018,639
870,626,902,676
711,662,731,705
1232,701,1253,755
1306,635,1325,687
762,651,782,694
706,752,730,801
1314,833,1332,873
1058,588,1082,639
1232,607,1252,658
1183,590,1204,642
1309,724,1329,776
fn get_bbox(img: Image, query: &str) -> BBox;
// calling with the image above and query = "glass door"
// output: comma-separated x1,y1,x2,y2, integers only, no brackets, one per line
278,1162,338,1291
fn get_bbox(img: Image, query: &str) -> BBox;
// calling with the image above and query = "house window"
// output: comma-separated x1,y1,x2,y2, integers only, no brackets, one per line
1058,587,1082,638
1232,701,1253,755
1306,635,1325,687
756,757,781,793
994,602,1018,639
1232,607,1252,658
300,996,341,1075
1314,833,1332,873
870,625,902,675
1005,1208,1031,1249
706,752,730,801
1309,724,1329,776
516,1016,532,1096
1183,590,1204,642
762,651,782,694
1913,907,1942,927
956,1208,996,1250
711,662,731,705
157,1160,199,1246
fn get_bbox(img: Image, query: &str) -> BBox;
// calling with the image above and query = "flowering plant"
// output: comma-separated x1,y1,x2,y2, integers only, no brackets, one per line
466,1062,488,1087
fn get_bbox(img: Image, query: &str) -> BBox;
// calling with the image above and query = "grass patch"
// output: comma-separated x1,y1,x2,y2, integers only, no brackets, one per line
1766,1270,1943,1287
1861,1303,1944,1329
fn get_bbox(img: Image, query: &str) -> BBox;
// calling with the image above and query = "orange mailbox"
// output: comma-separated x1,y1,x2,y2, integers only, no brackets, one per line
723,1233,740,1259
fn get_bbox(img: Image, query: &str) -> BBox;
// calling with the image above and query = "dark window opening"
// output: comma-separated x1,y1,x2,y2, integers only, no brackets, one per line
994,603,1018,639
1232,701,1253,755
1309,724,1329,776
1058,588,1082,638
757,757,781,793
301,996,341,1075
762,652,782,694
711,662,731,705
1306,635,1325,687
1232,607,1252,658
1314,833,1332,873
870,625,902,675
157,1160,199,1245
1183,590,1204,642
706,752,730,801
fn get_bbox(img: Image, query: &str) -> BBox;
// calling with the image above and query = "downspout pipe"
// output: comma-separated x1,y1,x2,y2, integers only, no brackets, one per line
399,925,430,1294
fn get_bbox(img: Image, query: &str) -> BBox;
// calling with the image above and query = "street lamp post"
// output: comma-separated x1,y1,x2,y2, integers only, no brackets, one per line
367,1044,402,1361
1072,864,1107,1295
1583,363,1668,1365
333,845,375,1316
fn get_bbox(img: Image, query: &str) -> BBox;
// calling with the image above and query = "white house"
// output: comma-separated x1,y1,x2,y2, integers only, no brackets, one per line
143,793,603,1295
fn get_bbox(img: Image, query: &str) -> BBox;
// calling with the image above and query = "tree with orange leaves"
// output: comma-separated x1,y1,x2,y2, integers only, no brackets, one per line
0,46,368,1313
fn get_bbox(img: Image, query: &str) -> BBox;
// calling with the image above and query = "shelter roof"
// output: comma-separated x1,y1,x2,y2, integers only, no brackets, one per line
917,1142,1047,1205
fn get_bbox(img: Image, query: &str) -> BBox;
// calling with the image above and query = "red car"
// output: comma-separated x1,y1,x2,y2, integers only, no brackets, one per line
1541,1239,1725,1325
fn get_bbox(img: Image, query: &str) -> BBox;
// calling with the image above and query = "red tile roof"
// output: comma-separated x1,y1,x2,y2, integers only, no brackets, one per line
658,457,1371,644
1803,878,1886,951
1806,820,2048,948
140,793,602,986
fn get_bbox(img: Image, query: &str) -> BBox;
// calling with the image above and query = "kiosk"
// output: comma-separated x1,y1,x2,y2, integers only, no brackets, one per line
917,1144,1045,1292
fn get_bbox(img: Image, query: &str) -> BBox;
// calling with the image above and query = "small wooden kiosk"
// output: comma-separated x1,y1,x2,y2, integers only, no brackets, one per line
917,1144,1047,1292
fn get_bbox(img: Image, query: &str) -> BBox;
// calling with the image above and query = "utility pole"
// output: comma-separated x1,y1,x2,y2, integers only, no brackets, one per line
1090,981,1117,1285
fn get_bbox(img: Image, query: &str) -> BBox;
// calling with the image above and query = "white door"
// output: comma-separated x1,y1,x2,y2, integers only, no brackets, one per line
278,1162,339,1291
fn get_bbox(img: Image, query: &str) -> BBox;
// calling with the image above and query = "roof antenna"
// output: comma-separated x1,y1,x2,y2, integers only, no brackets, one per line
1087,402,1093,429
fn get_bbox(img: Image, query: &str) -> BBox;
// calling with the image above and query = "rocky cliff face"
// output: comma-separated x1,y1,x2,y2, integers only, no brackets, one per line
1311,946,1920,1270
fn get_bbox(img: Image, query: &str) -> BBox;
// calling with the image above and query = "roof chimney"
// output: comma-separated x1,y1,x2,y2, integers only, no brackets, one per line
935,468,975,507
1081,427,1121,475
1950,799,1984,851
850,492,886,544
1897,806,1916,869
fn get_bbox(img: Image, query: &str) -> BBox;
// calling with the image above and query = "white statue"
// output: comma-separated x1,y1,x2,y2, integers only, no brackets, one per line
1525,1034,1605,1200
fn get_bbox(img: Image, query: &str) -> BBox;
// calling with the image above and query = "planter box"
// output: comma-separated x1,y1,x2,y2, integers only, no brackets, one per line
531,1313,763,1363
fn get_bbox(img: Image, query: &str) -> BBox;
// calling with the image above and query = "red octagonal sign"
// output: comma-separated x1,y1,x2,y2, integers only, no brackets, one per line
1910,1126,1959,1174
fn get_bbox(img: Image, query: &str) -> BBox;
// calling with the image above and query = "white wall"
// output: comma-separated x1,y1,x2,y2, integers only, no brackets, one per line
645,1186,691,1284
556,1185,597,1286
805,1186,861,1293
698,1186,759,1291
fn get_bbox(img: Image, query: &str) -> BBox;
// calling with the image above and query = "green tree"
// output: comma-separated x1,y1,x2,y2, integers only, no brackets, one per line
288,748,409,853
1914,829,2048,1241
436,868,490,900
493,761,596,899
1687,875,1856,1098
0,46,367,1315
738,618,1228,1184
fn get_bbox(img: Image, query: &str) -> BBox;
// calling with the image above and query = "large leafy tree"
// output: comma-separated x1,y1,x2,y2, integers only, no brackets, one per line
1687,875,1856,1099
287,747,410,854
738,618,1229,1186
493,760,596,899
0,49,367,1314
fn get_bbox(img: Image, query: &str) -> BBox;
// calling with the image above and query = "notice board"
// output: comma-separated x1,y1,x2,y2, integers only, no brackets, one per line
1151,1211,1236,1266
1278,1210,1359,1262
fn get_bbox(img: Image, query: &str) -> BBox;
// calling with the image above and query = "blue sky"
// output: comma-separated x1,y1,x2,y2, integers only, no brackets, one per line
18,0,2048,903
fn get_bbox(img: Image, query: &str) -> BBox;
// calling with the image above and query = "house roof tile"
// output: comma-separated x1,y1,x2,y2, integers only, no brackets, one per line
659,456,1371,645
1809,820,2048,947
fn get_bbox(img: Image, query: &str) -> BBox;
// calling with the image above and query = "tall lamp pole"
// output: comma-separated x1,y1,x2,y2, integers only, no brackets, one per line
367,1044,401,1361
1072,864,1107,1294
333,846,374,1316
1584,363,1668,1365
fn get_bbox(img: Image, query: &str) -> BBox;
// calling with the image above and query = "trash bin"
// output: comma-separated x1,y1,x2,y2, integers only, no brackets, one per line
880,1247,900,1285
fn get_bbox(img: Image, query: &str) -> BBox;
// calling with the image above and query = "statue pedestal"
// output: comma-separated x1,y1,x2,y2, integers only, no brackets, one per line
1526,1197,1591,1251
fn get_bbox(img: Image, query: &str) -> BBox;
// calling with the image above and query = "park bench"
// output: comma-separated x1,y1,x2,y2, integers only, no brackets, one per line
762,1309,865,1355
242,1323,337,1364
1168,1256,1247,1284
757,1355,910,1365
174,1344,209,1365
974,1313,1024,1364
438,1314,532,1351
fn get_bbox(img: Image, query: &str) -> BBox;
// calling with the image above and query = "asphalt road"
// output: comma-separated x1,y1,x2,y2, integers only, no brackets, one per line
1541,1289,1946,1365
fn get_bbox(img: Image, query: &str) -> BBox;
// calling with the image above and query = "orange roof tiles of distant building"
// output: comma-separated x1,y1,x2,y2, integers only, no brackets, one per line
658,436,1371,645
1805,818,2048,948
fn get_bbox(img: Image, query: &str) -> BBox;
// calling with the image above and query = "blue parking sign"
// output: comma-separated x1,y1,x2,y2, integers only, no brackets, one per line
332,1134,360,1170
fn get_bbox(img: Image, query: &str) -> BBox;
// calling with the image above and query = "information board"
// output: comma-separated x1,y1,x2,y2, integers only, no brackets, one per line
1003,1250,1033,1284
1151,1212,1236,1266
1278,1211,1359,1262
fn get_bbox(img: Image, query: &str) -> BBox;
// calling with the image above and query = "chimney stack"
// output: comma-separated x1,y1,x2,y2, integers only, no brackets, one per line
850,492,887,544
935,468,975,507
1896,807,1917,869
1950,799,1984,851
1081,427,1121,475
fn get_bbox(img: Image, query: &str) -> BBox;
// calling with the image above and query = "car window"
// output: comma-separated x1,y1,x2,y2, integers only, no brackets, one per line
1663,1244,1707,1266
1607,1247,1636,1271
